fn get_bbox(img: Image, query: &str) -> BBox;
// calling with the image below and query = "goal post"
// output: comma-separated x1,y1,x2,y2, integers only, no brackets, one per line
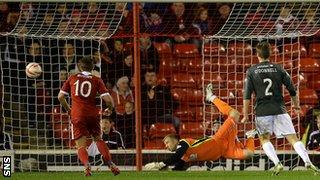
0,2,130,172
203,2,320,170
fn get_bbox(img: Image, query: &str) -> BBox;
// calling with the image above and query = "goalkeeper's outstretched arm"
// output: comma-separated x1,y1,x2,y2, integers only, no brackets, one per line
162,140,189,169
145,141,189,170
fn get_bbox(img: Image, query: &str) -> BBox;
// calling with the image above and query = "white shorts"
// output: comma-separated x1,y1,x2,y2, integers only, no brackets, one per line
255,113,296,138
87,142,100,157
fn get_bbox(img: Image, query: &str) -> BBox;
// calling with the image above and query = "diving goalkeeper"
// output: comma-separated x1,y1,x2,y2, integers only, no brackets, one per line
145,84,257,170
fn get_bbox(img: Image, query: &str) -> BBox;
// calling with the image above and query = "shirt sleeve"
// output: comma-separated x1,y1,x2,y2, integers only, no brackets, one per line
60,77,71,95
244,69,254,100
281,67,297,97
163,140,189,167
97,78,109,98
116,131,125,149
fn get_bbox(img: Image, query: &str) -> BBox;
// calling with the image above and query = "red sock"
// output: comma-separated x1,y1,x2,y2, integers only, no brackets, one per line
78,147,89,167
96,140,112,163
246,138,255,152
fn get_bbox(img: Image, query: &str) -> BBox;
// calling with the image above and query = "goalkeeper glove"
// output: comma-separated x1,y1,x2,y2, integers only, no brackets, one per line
144,162,166,170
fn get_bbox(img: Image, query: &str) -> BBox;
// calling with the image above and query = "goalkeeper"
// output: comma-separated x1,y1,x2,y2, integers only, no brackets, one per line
145,84,256,170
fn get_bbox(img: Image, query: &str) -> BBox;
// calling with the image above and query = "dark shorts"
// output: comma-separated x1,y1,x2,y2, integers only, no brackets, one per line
71,116,101,140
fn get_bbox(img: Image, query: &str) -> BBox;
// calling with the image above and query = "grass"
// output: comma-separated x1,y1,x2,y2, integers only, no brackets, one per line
10,171,320,180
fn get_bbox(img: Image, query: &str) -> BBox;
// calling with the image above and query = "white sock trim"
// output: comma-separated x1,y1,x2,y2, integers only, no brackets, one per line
209,95,217,102
262,142,280,165
293,141,311,164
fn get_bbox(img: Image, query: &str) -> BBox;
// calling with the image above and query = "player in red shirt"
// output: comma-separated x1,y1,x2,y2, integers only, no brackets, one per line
58,57,120,176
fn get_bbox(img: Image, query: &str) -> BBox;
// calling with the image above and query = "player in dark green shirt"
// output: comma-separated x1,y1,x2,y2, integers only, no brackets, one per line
242,41,319,175
243,60,296,117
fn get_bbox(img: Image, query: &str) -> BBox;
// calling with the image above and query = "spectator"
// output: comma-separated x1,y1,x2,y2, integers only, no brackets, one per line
302,8,316,33
141,70,180,133
101,117,125,149
5,30,26,61
74,6,107,37
56,3,69,20
275,6,299,37
305,8,316,25
4,10,19,32
43,13,55,34
92,42,111,83
106,39,125,86
204,116,223,136
139,3,152,31
148,12,163,32
163,3,198,44
110,76,134,115
192,6,212,49
52,41,77,104
94,41,111,65
307,109,320,150
58,19,69,35
192,7,212,35
218,4,231,19
210,3,231,35
85,2,102,24
91,50,101,78
51,68,68,106
88,116,125,158
59,41,77,74
115,101,135,149
303,104,320,143
70,9,82,34
88,2,98,14
25,40,48,128
115,2,133,35
139,3,163,33
0,2,9,32
27,40,42,62
107,40,133,86
114,39,124,53
20,2,33,21
26,39,51,82
59,69,68,82
87,116,125,166
44,13,54,27
124,101,134,115
140,35,160,74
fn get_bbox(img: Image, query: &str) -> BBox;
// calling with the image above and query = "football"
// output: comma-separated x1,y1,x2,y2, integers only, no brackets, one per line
25,62,42,78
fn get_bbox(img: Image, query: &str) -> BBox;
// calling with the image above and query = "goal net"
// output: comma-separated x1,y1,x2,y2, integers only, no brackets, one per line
0,2,128,171
1,2,320,173
204,2,320,170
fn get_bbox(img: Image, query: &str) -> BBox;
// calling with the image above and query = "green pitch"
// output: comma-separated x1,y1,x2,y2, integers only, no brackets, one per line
10,171,320,180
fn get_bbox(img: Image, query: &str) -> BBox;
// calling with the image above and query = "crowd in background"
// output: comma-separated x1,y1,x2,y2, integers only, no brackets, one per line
0,2,232,149
0,2,320,150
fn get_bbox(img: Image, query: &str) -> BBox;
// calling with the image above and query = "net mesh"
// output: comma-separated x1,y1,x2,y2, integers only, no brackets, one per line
203,2,320,170
0,2,128,171
10,2,124,39
203,38,302,169
0,2,320,172
215,2,320,38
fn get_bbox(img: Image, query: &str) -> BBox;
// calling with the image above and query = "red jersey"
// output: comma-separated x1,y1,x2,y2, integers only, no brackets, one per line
60,71,109,118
